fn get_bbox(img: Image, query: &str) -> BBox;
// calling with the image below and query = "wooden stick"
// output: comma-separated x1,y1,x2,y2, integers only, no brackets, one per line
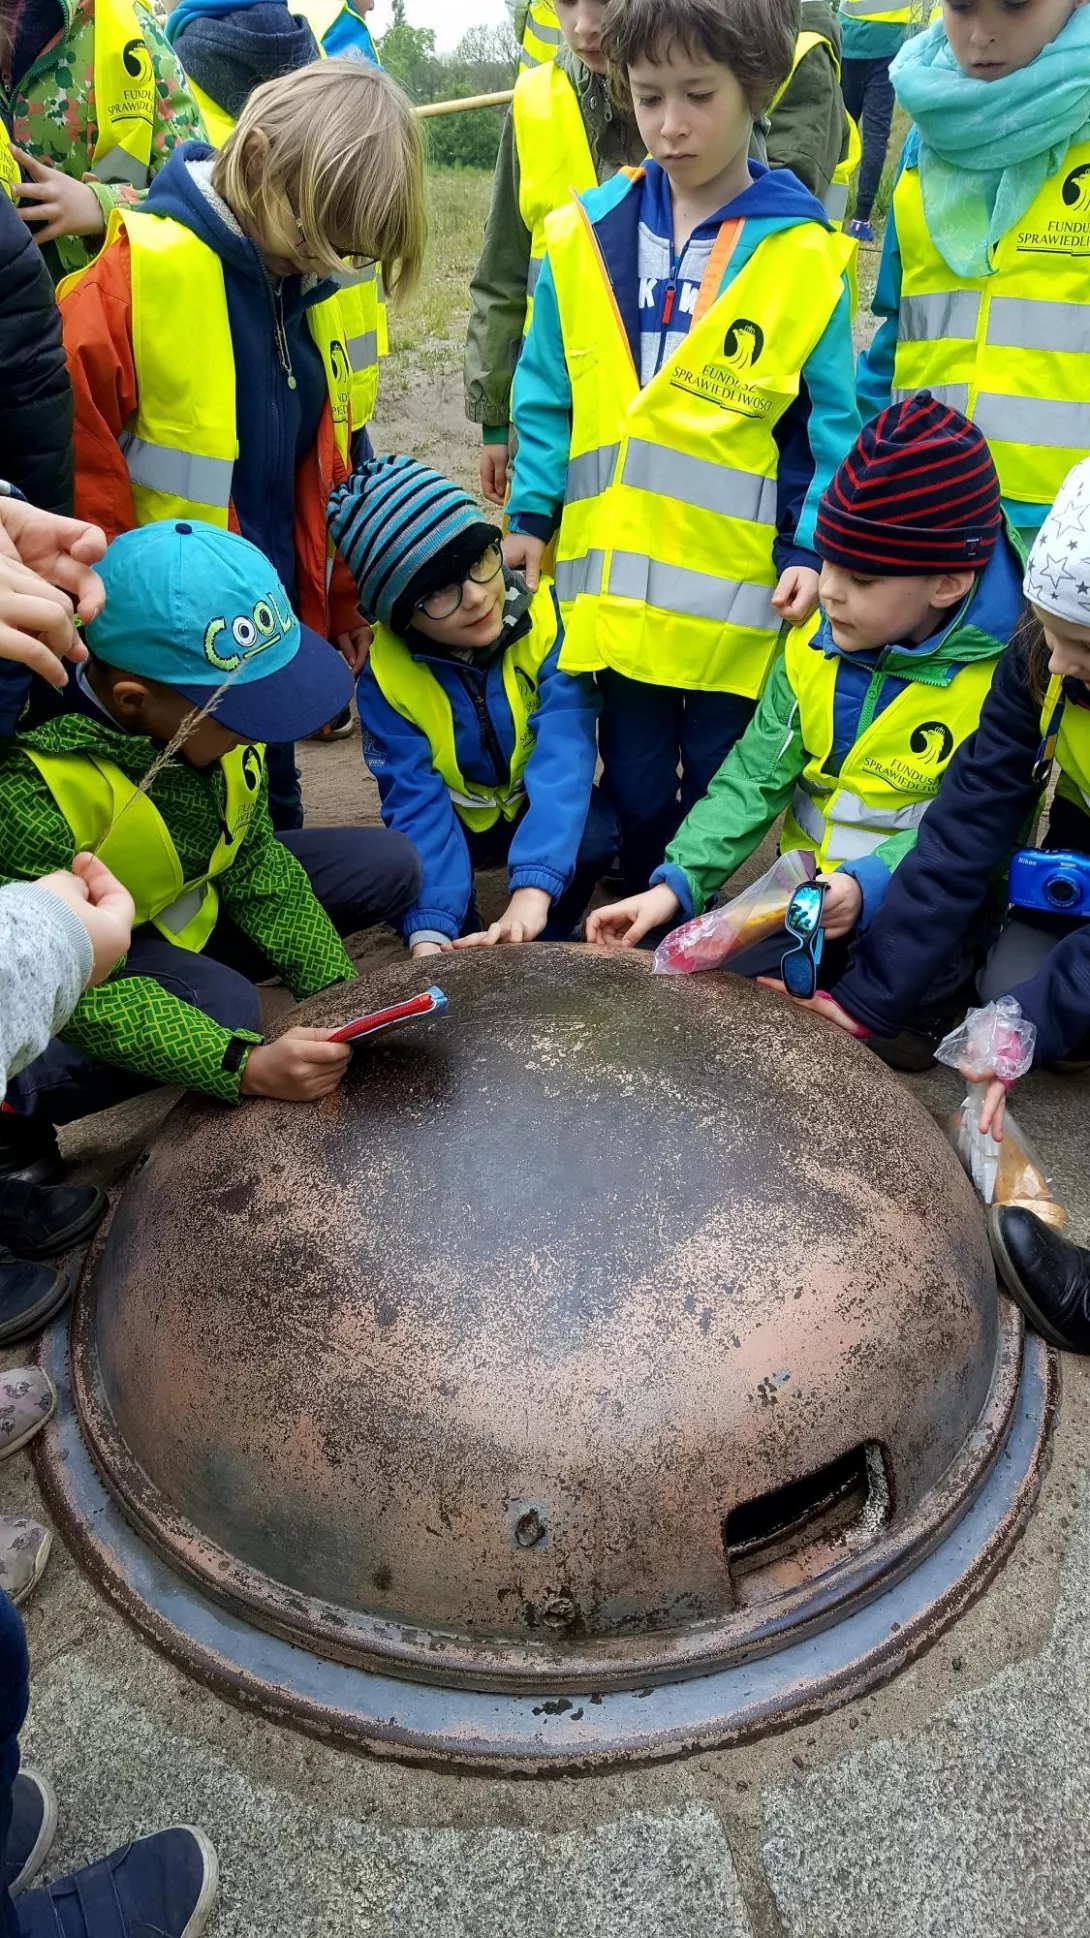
415,89,514,118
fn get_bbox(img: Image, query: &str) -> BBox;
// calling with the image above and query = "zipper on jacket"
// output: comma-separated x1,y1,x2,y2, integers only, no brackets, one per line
455,666,508,787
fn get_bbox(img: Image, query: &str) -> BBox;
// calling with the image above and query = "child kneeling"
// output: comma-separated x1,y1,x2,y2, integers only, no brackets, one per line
0,520,421,1131
590,396,1022,1012
329,456,617,957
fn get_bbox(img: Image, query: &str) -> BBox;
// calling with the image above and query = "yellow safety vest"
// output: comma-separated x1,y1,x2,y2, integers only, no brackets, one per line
90,0,158,187
0,123,18,201
512,60,596,331
892,139,1090,510
1042,675,1090,818
367,585,559,831
779,613,998,866
519,0,562,70
837,0,912,25
22,742,266,951
79,209,352,528
178,81,384,425
769,31,861,229
547,191,854,696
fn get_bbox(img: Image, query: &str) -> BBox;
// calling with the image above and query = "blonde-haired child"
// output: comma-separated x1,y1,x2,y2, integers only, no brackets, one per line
61,59,427,829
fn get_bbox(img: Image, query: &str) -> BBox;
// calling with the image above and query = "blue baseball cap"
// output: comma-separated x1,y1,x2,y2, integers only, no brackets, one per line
84,521,353,742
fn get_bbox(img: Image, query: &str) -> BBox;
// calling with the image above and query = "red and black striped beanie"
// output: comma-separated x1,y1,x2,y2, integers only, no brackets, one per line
816,393,1003,577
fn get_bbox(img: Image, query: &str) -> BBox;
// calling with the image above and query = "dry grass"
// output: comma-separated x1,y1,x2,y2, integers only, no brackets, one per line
384,168,494,381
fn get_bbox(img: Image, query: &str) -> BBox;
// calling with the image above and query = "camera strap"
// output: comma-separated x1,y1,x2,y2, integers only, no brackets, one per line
1032,676,1066,789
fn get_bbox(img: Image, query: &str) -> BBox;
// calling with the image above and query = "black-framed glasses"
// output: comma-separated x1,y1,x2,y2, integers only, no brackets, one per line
415,542,504,621
780,881,826,999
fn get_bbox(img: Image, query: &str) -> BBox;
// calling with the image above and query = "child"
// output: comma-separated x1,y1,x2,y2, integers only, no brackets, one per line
0,519,422,1145
291,0,381,63
589,397,1022,1015
329,455,616,956
165,0,322,145
510,0,564,70
60,58,426,827
2,0,204,281
504,0,861,896
766,2,852,212
466,0,645,507
838,0,909,245
858,0,1090,542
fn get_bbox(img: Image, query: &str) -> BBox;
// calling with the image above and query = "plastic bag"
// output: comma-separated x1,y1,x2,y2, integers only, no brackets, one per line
937,999,1067,1229
652,850,816,976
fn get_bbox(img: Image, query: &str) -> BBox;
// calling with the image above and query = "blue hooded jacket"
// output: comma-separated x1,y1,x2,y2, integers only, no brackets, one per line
507,159,860,572
356,575,601,945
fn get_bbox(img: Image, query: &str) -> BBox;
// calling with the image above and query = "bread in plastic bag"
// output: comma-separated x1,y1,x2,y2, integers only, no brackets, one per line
652,849,816,976
936,1000,1067,1229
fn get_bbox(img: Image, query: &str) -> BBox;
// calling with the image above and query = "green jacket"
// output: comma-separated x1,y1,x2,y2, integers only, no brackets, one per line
464,44,645,436
659,537,1024,919
0,711,354,1101
1,0,205,280
766,0,845,201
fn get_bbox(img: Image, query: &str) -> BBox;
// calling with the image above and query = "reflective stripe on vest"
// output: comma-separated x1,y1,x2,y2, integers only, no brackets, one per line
837,0,912,18
90,0,156,187
94,210,352,527
1043,675,1090,815
778,612,999,869
513,61,596,333
21,742,266,951
519,0,562,68
0,125,18,201
546,186,854,696
892,142,1090,506
367,585,559,832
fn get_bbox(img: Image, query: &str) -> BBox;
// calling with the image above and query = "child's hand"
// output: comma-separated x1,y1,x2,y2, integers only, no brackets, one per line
37,853,135,987
502,532,546,591
454,887,552,948
977,1076,1009,1142
0,502,106,621
756,977,871,1036
11,149,106,242
0,557,88,686
240,1027,351,1101
772,566,821,627
335,624,372,676
818,870,863,940
411,940,450,959
586,884,680,948
480,444,509,507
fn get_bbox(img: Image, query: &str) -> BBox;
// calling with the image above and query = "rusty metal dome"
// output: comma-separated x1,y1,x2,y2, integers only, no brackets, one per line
39,948,1054,1766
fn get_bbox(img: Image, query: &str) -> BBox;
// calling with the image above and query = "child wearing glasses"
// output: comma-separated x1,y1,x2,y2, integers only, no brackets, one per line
328,455,618,956
589,397,1022,1018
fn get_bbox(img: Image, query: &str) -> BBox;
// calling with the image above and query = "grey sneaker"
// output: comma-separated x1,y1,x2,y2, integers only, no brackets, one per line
0,1516,51,1605
0,1366,56,1459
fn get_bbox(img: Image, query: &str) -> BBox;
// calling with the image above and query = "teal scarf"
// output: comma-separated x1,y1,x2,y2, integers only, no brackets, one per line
892,9,1090,278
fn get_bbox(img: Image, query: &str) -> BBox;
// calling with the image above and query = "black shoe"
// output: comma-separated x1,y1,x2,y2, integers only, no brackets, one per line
309,704,354,742
0,1253,72,1346
867,1026,941,1073
0,1179,107,1260
16,1826,218,1938
988,1205,1090,1352
5,1770,57,1897
0,1114,64,1186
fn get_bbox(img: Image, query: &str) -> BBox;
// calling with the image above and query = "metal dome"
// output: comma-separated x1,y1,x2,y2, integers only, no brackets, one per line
54,946,1037,1723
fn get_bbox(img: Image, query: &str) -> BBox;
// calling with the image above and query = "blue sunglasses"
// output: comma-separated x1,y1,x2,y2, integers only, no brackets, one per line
780,881,826,999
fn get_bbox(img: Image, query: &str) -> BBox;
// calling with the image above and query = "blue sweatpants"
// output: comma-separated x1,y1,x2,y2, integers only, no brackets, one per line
596,672,756,896
6,827,421,1125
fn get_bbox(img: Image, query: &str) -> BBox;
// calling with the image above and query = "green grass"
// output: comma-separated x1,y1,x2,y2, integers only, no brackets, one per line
385,168,494,370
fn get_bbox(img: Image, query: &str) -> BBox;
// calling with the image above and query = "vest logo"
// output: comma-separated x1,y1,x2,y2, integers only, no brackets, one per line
203,589,295,674
909,721,955,765
1062,163,1090,211
723,320,764,372
328,340,351,426
241,745,263,792
122,35,151,78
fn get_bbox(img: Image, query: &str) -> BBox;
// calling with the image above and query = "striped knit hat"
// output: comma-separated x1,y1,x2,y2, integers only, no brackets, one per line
816,394,1003,577
328,455,498,632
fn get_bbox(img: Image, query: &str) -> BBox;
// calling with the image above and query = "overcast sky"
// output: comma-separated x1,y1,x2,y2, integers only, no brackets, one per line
369,0,510,54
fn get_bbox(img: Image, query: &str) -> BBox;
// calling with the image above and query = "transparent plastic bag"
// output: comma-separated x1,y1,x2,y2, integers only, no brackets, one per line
937,1000,1068,1230
652,850,816,976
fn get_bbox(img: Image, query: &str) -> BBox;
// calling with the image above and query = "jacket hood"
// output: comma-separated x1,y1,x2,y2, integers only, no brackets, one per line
639,156,830,230
144,144,336,305
172,5,320,119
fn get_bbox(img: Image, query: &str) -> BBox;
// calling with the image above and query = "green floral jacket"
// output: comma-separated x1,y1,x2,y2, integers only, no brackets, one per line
1,0,205,279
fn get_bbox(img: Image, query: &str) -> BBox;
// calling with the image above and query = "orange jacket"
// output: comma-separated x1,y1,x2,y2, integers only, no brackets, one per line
61,229,361,640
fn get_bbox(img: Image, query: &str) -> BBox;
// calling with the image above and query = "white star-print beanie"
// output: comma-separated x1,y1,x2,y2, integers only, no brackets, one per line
1024,459,1090,625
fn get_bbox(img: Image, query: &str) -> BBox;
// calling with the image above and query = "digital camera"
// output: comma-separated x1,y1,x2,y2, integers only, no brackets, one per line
1008,848,1090,917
